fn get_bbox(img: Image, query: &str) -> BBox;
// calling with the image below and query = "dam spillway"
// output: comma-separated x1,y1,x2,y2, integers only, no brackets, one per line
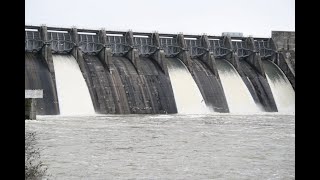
52,54,95,115
216,59,262,113
25,26,295,115
263,60,295,113
167,58,212,114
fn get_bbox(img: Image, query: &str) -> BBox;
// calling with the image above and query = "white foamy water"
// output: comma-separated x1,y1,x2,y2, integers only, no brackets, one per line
263,60,295,113
26,114,295,179
53,55,95,115
216,60,262,113
166,58,212,114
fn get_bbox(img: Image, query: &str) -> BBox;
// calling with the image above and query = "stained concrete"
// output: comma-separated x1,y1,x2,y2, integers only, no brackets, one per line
25,52,60,115
239,60,278,112
189,58,229,113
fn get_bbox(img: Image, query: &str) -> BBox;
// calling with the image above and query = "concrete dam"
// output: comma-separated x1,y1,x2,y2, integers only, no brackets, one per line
25,25,295,115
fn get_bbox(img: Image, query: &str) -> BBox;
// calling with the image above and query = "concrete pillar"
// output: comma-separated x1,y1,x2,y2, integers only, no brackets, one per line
150,32,168,74
69,28,100,111
70,28,80,60
39,26,60,114
176,33,192,69
25,99,36,120
70,28,79,46
199,35,220,78
98,29,112,72
222,36,241,71
124,31,140,73
245,37,266,77
39,26,55,73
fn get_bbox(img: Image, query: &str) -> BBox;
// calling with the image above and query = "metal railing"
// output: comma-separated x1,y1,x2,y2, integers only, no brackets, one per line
106,43,132,56
255,41,276,58
135,44,158,56
49,40,76,53
79,41,105,55
25,39,44,52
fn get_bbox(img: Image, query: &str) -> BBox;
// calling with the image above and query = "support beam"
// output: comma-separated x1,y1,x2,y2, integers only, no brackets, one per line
176,33,192,69
39,26,55,73
150,32,168,74
125,31,140,73
245,37,266,77
97,29,112,71
199,35,220,78
222,36,241,71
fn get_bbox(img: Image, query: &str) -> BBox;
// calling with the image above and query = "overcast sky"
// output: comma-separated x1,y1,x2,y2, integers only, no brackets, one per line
25,0,294,37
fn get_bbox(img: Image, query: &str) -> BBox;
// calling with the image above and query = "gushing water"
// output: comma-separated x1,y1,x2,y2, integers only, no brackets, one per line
52,55,95,115
216,60,262,113
166,58,212,114
263,60,295,113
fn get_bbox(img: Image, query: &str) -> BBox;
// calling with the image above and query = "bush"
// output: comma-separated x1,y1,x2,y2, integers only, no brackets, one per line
25,131,48,180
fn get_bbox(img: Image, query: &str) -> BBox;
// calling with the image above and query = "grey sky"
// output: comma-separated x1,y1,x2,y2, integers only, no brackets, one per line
25,0,294,37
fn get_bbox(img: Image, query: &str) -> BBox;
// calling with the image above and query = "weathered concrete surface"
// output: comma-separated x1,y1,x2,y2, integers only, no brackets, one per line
81,55,130,114
125,31,141,73
271,31,295,89
112,56,177,114
25,52,60,115
176,34,193,69
239,60,278,112
272,31,295,51
245,37,266,77
222,36,241,72
81,54,177,114
139,57,177,113
151,33,168,75
199,35,220,78
39,26,56,74
188,58,229,113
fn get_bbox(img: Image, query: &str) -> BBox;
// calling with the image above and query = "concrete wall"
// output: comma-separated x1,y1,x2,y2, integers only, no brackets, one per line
271,31,295,89
25,25,294,114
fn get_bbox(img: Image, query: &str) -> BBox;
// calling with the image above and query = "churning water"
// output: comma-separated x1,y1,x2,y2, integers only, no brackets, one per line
53,55,95,115
263,60,295,113
26,114,295,179
216,60,262,113
166,58,212,114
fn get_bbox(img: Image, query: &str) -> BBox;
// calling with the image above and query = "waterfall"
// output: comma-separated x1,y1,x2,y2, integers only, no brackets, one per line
52,55,95,115
166,58,213,114
216,59,262,113
263,60,295,113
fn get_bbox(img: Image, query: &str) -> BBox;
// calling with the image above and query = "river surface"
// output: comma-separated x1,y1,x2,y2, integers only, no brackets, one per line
25,113,295,179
